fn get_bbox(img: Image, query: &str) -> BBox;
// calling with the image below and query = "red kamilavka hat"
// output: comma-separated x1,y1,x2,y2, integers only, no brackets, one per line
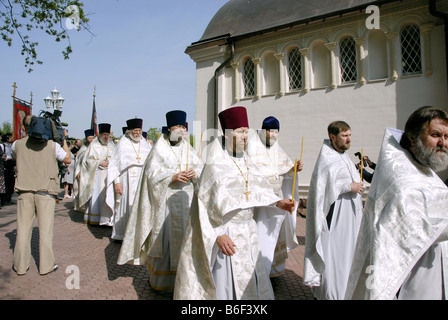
218,106,249,131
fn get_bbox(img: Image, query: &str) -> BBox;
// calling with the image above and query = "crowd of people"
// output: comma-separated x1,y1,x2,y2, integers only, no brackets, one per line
5,105,448,300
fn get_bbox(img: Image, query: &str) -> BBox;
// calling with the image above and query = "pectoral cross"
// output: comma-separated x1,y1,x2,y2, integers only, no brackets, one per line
136,155,141,163
243,181,250,201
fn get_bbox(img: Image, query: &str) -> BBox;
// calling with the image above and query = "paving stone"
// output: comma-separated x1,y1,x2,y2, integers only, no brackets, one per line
0,192,313,300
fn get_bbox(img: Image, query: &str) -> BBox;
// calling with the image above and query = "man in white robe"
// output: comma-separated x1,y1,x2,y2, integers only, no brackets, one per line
346,107,448,300
73,129,95,212
118,110,203,291
247,116,302,278
106,118,152,241
78,123,115,225
174,106,296,300
304,120,364,300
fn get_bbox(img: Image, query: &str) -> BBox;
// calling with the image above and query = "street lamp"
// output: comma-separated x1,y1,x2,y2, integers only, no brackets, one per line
44,88,65,112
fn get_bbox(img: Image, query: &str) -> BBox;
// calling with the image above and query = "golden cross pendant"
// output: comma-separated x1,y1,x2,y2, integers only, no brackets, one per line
243,181,250,201
243,189,250,201
136,155,141,163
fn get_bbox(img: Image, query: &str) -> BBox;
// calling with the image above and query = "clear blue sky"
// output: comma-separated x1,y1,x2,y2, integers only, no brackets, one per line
0,0,229,139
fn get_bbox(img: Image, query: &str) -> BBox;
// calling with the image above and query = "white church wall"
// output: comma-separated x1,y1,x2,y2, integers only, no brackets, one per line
189,1,448,188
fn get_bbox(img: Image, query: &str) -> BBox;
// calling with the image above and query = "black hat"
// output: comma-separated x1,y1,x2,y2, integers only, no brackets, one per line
262,116,280,131
162,126,168,134
142,131,148,139
84,129,95,138
166,110,187,128
126,118,143,129
122,127,128,134
98,123,111,134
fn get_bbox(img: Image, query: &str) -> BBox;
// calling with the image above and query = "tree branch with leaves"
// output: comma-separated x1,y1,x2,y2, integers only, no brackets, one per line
0,0,92,72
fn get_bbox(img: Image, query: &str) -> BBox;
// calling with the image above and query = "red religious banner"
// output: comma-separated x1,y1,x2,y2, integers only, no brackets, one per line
13,98,32,140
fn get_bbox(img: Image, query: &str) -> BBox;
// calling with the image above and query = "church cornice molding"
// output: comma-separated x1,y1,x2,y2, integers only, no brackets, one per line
232,0,433,58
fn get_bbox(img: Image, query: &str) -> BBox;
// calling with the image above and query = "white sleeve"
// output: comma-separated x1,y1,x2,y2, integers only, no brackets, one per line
11,141,17,159
55,143,68,162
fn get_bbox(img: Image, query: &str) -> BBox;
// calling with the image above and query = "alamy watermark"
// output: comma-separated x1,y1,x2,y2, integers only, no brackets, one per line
65,5,81,30
365,5,380,30
65,265,80,290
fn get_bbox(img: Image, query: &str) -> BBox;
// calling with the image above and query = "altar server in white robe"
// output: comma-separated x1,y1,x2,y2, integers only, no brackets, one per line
346,106,448,300
106,118,152,241
73,129,95,212
304,120,364,300
174,106,296,300
118,110,203,291
247,116,302,278
78,123,116,225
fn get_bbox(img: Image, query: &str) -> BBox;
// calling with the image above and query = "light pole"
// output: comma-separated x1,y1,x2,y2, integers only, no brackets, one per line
44,88,65,113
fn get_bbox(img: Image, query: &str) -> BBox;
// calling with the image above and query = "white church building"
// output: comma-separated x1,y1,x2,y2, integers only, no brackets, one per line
187,0,448,191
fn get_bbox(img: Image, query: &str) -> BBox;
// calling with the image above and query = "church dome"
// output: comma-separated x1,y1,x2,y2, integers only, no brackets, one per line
199,0,381,42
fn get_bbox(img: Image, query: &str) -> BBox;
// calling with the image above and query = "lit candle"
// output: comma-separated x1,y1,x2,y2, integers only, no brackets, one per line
198,133,203,156
300,136,304,161
186,139,190,171
291,159,298,214
360,149,364,181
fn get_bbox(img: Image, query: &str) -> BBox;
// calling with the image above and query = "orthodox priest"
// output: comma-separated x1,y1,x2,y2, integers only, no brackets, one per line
247,116,301,278
73,129,95,212
106,118,152,241
78,123,116,225
174,106,296,300
304,120,364,300
346,106,448,300
118,110,203,291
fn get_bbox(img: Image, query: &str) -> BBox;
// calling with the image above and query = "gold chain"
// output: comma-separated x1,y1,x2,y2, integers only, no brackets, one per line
130,138,141,163
166,137,183,171
230,155,251,201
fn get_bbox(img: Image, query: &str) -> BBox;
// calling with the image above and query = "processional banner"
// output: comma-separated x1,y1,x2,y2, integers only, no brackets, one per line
13,98,32,140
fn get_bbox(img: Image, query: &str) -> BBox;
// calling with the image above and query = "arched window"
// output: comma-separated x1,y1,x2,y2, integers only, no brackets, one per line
339,36,357,83
243,57,255,97
367,29,388,80
400,24,422,76
288,47,302,90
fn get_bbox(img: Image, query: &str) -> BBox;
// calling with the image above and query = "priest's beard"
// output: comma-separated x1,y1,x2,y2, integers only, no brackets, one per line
413,137,448,172
265,137,277,148
99,136,108,145
128,133,141,142
169,129,184,145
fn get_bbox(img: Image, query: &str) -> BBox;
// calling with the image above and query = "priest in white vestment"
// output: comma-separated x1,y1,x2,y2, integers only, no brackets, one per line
304,120,364,300
247,116,301,278
117,110,203,291
346,107,448,300
73,129,95,212
78,123,116,225
106,118,152,241
174,106,296,300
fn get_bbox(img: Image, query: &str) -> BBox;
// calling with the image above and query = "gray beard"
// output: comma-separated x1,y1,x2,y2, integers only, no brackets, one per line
128,133,141,142
99,137,108,145
413,137,448,172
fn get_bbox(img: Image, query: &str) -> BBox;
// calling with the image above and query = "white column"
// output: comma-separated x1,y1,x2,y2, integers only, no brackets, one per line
274,53,285,96
325,42,337,89
299,48,310,93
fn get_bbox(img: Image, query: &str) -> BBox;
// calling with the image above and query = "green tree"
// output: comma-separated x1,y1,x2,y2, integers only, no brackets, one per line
1,120,12,134
0,0,91,72
146,127,161,143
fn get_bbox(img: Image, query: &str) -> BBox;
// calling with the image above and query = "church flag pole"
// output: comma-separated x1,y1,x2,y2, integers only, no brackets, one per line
91,86,98,136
